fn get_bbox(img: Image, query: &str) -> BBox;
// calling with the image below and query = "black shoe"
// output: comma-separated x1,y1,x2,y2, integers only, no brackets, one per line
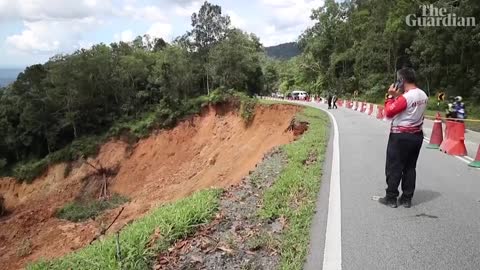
378,197,398,208
398,197,412,208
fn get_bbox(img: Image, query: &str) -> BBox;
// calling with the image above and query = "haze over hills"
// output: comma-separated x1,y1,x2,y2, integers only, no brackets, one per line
265,42,301,59
0,68,22,87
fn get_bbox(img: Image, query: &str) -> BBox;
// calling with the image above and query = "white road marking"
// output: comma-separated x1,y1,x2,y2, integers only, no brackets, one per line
274,100,343,269
297,100,343,269
423,137,473,165
317,106,342,270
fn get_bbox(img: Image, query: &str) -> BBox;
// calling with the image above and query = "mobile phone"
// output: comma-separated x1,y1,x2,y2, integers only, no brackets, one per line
394,79,404,92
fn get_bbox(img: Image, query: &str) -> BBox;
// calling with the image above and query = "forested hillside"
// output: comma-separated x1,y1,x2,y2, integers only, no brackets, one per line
265,42,301,59
0,2,268,180
276,0,480,103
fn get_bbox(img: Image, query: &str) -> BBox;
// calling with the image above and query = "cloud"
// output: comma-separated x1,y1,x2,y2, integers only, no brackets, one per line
168,0,200,7
147,23,173,40
0,0,113,22
173,1,201,17
114,30,135,42
6,17,101,54
261,0,323,28
256,0,324,46
226,10,246,29
119,4,167,22
4,0,172,55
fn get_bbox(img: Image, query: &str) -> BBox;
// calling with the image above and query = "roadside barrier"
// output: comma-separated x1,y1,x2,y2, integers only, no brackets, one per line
368,104,374,116
469,146,480,168
376,106,384,119
360,102,367,113
426,113,444,149
347,101,352,109
440,121,467,156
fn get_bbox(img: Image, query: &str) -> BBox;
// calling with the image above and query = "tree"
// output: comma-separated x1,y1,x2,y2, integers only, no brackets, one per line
189,1,231,94
209,29,264,94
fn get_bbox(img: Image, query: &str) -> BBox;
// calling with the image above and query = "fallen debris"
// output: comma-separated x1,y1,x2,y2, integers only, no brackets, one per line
153,148,287,270
89,206,125,244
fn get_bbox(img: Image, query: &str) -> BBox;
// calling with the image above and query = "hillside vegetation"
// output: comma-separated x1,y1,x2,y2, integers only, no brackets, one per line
265,42,301,59
273,0,480,107
0,2,270,181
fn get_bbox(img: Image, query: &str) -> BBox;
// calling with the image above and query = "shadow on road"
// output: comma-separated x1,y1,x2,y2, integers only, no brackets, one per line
413,190,441,205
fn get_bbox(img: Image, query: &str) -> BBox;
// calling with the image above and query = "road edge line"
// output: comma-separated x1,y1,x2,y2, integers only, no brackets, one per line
321,108,342,270
423,137,473,165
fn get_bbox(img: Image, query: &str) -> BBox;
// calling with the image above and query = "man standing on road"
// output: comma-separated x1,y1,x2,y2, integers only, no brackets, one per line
332,95,338,109
379,68,428,208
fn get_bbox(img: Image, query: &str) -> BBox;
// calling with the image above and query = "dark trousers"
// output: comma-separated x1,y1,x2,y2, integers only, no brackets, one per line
385,132,423,199
333,101,337,109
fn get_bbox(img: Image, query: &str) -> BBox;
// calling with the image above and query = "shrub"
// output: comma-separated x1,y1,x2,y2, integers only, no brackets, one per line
235,92,257,123
0,158,7,169
56,194,129,222
13,159,49,183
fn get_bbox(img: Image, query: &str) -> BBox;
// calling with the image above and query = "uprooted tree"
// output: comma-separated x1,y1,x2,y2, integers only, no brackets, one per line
82,158,118,201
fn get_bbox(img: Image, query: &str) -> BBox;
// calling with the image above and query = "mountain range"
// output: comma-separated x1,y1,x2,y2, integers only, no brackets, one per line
265,42,301,59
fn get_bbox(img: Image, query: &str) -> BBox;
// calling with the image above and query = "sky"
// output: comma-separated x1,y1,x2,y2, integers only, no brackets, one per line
0,0,326,68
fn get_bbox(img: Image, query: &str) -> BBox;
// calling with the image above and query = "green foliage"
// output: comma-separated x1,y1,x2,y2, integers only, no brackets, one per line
56,194,129,222
10,135,104,182
209,29,265,95
208,88,232,104
29,189,221,270
0,1,270,182
0,158,7,169
287,0,480,104
260,106,329,269
235,92,257,123
12,159,49,183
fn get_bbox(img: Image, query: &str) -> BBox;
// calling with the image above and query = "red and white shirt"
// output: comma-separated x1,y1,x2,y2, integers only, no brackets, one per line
384,88,428,133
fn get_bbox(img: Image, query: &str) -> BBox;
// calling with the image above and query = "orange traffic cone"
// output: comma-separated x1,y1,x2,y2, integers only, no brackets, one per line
426,113,443,149
440,121,467,156
469,145,480,168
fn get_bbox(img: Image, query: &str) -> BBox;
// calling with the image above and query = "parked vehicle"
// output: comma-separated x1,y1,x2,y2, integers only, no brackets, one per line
292,90,308,100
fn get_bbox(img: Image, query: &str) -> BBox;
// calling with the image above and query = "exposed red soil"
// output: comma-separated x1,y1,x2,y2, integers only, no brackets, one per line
0,104,301,270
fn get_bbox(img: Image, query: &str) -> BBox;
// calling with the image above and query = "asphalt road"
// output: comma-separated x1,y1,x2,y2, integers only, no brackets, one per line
297,100,480,270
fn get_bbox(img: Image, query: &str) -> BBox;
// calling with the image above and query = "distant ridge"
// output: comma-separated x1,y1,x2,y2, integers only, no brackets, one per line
265,42,301,59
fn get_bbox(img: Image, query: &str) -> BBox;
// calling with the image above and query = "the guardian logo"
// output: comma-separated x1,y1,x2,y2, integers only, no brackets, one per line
406,5,476,27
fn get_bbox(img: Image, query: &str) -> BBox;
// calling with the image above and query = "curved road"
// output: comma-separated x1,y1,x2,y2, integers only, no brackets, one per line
295,100,480,270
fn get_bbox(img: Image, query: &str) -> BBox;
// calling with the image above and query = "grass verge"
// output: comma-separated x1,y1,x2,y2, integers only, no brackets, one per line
28,189,221,270
56,194,129,222
259,102,330,269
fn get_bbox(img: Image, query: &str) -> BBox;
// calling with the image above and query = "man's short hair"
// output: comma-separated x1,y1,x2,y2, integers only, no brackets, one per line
397,68,417,84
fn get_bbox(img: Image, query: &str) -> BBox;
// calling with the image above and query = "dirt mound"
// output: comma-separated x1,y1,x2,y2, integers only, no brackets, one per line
0,104,300,270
